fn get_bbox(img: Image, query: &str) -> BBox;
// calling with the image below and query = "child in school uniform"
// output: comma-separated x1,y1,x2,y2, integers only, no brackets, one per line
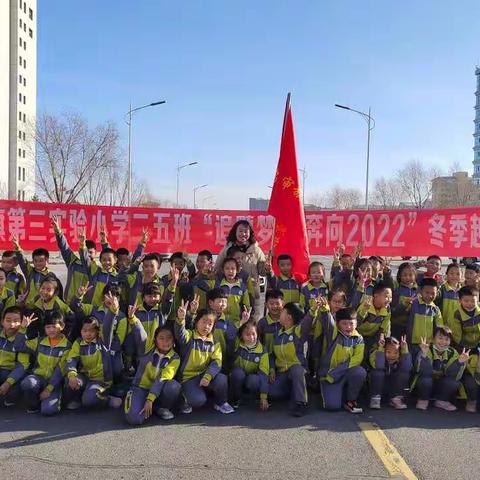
436,263,462,329
299,261,328,313
64,292,122,410
369,335,411,409
1,250,26,298
0,268,16,317
449,286,480,350
413,326,468,411
415,255,443,285
268,302,315,417
265,254,301,304
329,243,360,294
317,304,366,414
226,246,256,308
0,306,30,407
462,346,480,413
257,289,284,357
391,262,418,338
464,264,479,289
351,258,375,310
230,321,270,411
174,302,234,414
189,249,215,311
124,316,181,424
17,312,71,415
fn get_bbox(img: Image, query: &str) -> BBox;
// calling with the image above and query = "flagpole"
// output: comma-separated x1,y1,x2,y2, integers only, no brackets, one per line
282,92,291,136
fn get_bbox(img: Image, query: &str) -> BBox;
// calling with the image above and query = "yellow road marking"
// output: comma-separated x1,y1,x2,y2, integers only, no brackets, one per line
358,421,418,480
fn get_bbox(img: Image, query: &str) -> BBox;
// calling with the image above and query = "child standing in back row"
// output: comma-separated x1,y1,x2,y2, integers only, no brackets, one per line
266,254,301,304
436,263,461,329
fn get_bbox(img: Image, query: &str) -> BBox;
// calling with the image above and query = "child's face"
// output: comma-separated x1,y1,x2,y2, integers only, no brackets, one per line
0,271,6,289
420,285,437,304
223,261,237,281
433,332,451,352
87,248,96,261
196,255,211,273
155,330,174,353
460,294,478,312
278,259,293,277
464,269,479,287
329,293,346,314
44,322,64,339
81,323,99,343
266,298,284,317
144,293,161,307
39,281,57,302
309,265,324,284
100,253,116,271
172,258,186,272
340,255,353,269
385,344,400,364
195,314,215,337
33,254,48,272
1,256,16,272
279,309,294,329
2,313,22,336
426,258,441,274
117,254,130,269
337,318,357,337
373,288,392,309
232,252,245,270
142,259,159,277
400,267,416,286
371,260,381,278
209,298,227,315
242,325,257,345
446,267,461,286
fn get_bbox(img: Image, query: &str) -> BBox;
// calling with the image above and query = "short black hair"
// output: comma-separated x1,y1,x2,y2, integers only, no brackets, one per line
372,282,391,296
238,320,257,339
283,302,304,325
82,317,100,330
459,286,479,299
100,247,117,259
207,288,228,302
32,248,49,259
265,289,284,301
277,254,293,265
427,255,441,262
434,325,452,339
419,278,438,289
169,252,185,263
85,240,96,250
143,253,161,264
44,311,65,327
308,261,324,274
142,282,162,296
40,273,59,293
116,247,130,257
222,257,239,270
2,250,16,259
327,289,347,303
466,263,480,273
446,263,460,274
396,262,416,283
2,305,23,319
226,245,244,257
197,250,213,261
102,283,122,298
194,309,216,325
336,307,357,322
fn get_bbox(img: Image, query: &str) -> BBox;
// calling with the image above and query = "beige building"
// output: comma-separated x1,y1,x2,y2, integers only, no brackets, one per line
0,0,36,200
432,171,480,207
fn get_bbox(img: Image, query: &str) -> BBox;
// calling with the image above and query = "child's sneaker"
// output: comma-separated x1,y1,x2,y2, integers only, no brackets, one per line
108,396,123,409
465,400,477,413
26,408,39,414
434,400,457,412
389,396,407,410
157,408,175,420
214,402,235,414
344,400,363,414
416,399,429,410
369,395,381,409
290,402,308,417
180,402,192,414
66,400,82,410
3,400,15,407
232,400,241,410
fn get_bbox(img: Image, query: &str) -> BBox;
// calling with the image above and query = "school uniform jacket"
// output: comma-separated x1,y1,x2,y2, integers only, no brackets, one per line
299,282,328,313
406,297,443,345
266,274,301,304
0,330,30,385
356,302,391,338
369,346,412,374
450,305,480,349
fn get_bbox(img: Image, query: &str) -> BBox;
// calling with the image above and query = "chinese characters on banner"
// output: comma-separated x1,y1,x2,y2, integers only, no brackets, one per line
1,200,479,256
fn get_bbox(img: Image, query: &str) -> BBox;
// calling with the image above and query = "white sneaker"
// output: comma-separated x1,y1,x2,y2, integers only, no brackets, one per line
3,400,15,407
66,400,82,410
389,396,408,410
180,403,192,414
434,400,457,412
108,396,123,409
369,395,381,409
416,399,429,410
466,400,477,413
157,408,175,420
214,402,235,414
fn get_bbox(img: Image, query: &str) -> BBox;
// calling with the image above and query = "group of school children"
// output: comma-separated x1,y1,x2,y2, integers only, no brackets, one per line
1,215,480,425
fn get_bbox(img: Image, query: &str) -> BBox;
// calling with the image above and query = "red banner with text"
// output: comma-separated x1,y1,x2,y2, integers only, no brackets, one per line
0,200,478,257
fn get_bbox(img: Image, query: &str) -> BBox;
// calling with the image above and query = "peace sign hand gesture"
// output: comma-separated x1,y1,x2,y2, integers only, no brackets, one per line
458,348,471,364
21,313,38,329
419,337,430,357
127,302,139,320
189,294,200,315
177,299,189,321
240,306,253,325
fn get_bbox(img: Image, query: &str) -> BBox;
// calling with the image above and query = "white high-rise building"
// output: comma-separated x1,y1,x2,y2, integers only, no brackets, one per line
0,0,36,201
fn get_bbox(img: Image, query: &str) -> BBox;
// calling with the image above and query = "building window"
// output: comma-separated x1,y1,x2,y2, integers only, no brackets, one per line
19,55,22,65
18,148,21,156
18,130,21,139
19,37,22,47
23,59,26,68
24,24,26,32
18,111,21,121
19,74,22,83
23,113,26,122
23,168,25,181
23,150,26,158
29,8,33,20
18,167,21,181
23,78,26,86
22,191,25,201
22,132,25,141
24,41,26,51
29,28,33,38
24,3,26,14
19,93,22,102
17,191,20,201
23,96,26,104
19,18,22,28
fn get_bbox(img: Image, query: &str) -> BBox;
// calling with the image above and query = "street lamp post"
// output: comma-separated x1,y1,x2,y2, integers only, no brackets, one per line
298,167,307,206
193,184,208,209
176,162,198,206
334,104,375,209
126,100,166,207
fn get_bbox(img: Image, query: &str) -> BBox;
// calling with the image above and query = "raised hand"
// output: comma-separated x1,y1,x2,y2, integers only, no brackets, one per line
419,337,430,357
77,226,86,244
100,224,108,243
77,282,93,298
333,246,340,261
400,335,408,350
127,302,139,320
459,348,471,364
21,313,38,329
12,233,20,250
177,299,189,320
315,295,328,310
17,292,28,306
104,291,120,312
383,258,391,274
189,294,200,315
141,227,150,245
50,215,62,235
240,306,252,325
170,266,180,286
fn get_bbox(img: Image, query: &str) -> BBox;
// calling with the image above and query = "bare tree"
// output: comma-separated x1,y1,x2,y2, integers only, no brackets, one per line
33,112,120,204
395,159,440,208
370,176,404,208
308,186,362,210
448,161,462,175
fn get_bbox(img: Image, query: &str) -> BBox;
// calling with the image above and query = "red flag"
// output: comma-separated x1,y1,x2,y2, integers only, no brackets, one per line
268,94,310,282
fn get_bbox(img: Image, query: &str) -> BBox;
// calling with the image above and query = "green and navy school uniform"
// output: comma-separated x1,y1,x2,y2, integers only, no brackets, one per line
129,302,168,355
351,281,375,310
233,340,270,400
273,312,314,373
391,283,417,329
79,242,119,307
464,353,480,387
215,277,251,328
0,287,16,316
266,273,301,304
119,268,164,309
66,308,116,386
356,301,391,339
189,272,214,311
369,344,412,374
15,248,50,308
406,297,443,346
15,332,71,393
299,281,328,313
317,307,365,384
450,305,480,349
127,317,180,401
436,282,460,330
212,313,238,366
257,314,280,357
174,317,222,383
5,269,26,298
161,272,186,321
0,330,30,386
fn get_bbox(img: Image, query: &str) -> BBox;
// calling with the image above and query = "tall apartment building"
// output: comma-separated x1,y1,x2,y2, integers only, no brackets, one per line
474,67,480,186
0,0,36,200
